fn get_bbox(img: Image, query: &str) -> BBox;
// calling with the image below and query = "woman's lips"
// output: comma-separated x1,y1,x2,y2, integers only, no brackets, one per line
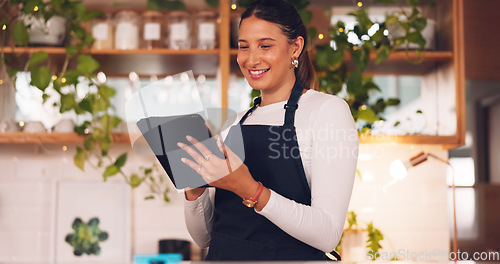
248,68,270,79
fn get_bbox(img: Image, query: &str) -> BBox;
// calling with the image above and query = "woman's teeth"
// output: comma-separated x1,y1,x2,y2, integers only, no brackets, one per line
250,69,269,75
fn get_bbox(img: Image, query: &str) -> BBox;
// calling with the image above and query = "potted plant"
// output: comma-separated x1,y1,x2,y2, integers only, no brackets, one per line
336,211,384,261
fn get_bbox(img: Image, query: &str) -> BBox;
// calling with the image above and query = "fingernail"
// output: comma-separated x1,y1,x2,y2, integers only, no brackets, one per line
186,135,193,141
217,140,222,146
177,142,184,148
181,158,186,163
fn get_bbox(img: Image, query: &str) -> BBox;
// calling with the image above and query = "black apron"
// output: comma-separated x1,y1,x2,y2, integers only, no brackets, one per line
205,81,338,261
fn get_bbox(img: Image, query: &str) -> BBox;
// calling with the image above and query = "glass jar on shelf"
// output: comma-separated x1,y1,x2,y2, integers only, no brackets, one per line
141,11,164,49
91,12,114,50
114,10,140,50
166,11,191,50
194,10,218,50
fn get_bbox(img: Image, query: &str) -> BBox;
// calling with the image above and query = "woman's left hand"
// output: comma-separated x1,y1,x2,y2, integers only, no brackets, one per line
178,135,259,198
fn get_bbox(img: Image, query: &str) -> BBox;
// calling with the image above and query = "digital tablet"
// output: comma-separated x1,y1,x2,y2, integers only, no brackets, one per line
136,114,225,190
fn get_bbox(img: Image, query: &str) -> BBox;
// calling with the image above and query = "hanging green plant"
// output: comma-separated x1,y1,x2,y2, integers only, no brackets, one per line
0,0,170,202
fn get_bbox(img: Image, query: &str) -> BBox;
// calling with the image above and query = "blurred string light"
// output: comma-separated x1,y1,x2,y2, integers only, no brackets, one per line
318,33,324,40
1,24,6,30
96,71,107,84
33,6,39,11
231,4,237,10
357,1,363,7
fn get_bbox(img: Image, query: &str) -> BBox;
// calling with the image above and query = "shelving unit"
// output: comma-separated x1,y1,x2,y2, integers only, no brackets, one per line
0,0,465,148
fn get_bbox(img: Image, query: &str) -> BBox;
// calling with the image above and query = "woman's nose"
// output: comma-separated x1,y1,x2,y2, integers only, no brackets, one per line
247,50,261,67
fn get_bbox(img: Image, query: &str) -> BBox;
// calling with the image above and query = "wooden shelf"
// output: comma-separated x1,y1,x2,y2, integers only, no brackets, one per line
359,134,460,149
0,132,130,144
4,47,220,76
4,47,219,55
230,49,453,75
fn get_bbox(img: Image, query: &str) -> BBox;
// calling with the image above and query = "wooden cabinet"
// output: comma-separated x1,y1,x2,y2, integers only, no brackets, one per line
0,0,465,149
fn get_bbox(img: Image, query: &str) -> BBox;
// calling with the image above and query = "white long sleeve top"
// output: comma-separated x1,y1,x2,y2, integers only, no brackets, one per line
184,89,359,253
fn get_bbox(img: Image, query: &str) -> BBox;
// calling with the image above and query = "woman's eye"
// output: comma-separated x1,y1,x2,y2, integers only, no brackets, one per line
239,46,249,50
261,45,271,49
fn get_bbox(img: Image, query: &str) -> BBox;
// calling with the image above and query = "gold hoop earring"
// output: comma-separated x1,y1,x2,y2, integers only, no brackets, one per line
291,58,299,68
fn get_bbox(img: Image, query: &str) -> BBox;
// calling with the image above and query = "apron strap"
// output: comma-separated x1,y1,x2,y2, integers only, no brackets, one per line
283,81,304,127
239,97,261,125
239,81,305,126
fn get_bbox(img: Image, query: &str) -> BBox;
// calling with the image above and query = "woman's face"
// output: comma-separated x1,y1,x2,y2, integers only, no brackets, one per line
237,16,303,93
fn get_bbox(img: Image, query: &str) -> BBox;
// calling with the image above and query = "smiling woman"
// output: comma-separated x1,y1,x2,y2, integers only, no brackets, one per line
182,0,359,261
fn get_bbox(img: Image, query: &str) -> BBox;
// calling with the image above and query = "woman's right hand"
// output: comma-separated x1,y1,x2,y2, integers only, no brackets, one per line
185,187,206,201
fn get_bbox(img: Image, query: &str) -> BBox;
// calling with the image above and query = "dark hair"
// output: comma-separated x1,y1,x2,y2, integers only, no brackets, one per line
240,0,318,90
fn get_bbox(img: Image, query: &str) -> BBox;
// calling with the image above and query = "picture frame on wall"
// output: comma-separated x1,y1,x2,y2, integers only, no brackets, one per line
55,181,131,263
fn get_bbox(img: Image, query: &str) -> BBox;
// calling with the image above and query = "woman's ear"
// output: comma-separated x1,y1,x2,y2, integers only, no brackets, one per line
291,36,304,58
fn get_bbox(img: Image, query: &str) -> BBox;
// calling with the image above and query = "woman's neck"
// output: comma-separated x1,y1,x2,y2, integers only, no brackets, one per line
259,77,298,107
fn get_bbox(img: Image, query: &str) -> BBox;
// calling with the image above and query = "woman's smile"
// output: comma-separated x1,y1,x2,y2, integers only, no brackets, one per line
248,68,270,79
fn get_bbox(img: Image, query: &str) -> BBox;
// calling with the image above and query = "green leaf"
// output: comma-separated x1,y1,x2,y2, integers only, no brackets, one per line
42,93,49,103
366,222,384,255
98,85,116,98
407,32,426,48
114,153,127,168
78,97,93,114
12,21,29,46
375,45,391,64
66,46,78,57
130,174,141,188
386,98,400,106
30,66,52,91
416,109,423,114
76,55,100,75
358,108,380,122
8,68,20,78
83,137,93,151
346,211,358,230
163,188,170,202
346,67,362,95
74,147,87,171
308,27,318,43
64,70,80,86
374,0,397,3
148,0,186,10
406,0,420,7
28,51,48,69
299,10,312,25
23,0,42,14
103,165,119,178
60,94,76,113
394,121,401,127
412,17,427,32
385,15,399,26
205,0,219,8
145,195,155,200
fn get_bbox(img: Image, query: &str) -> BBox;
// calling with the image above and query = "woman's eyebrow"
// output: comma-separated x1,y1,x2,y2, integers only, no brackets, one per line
238,38,277,42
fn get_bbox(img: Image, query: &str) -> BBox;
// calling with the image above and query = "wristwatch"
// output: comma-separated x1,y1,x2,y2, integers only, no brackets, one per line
242,182,264,208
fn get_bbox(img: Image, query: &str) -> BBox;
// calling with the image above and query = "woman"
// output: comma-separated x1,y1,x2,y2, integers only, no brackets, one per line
179,0,359,260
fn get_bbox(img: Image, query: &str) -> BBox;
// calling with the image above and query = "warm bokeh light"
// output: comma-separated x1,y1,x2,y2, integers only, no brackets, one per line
1,25,6,31
52,75,57,80
34,6,39,11
62,146,68,151
360,105,367,110
357,1,363,7
231,4,237,10
339,28,344,33
61,77,67,83
19,121,25,127
318,34,324,40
